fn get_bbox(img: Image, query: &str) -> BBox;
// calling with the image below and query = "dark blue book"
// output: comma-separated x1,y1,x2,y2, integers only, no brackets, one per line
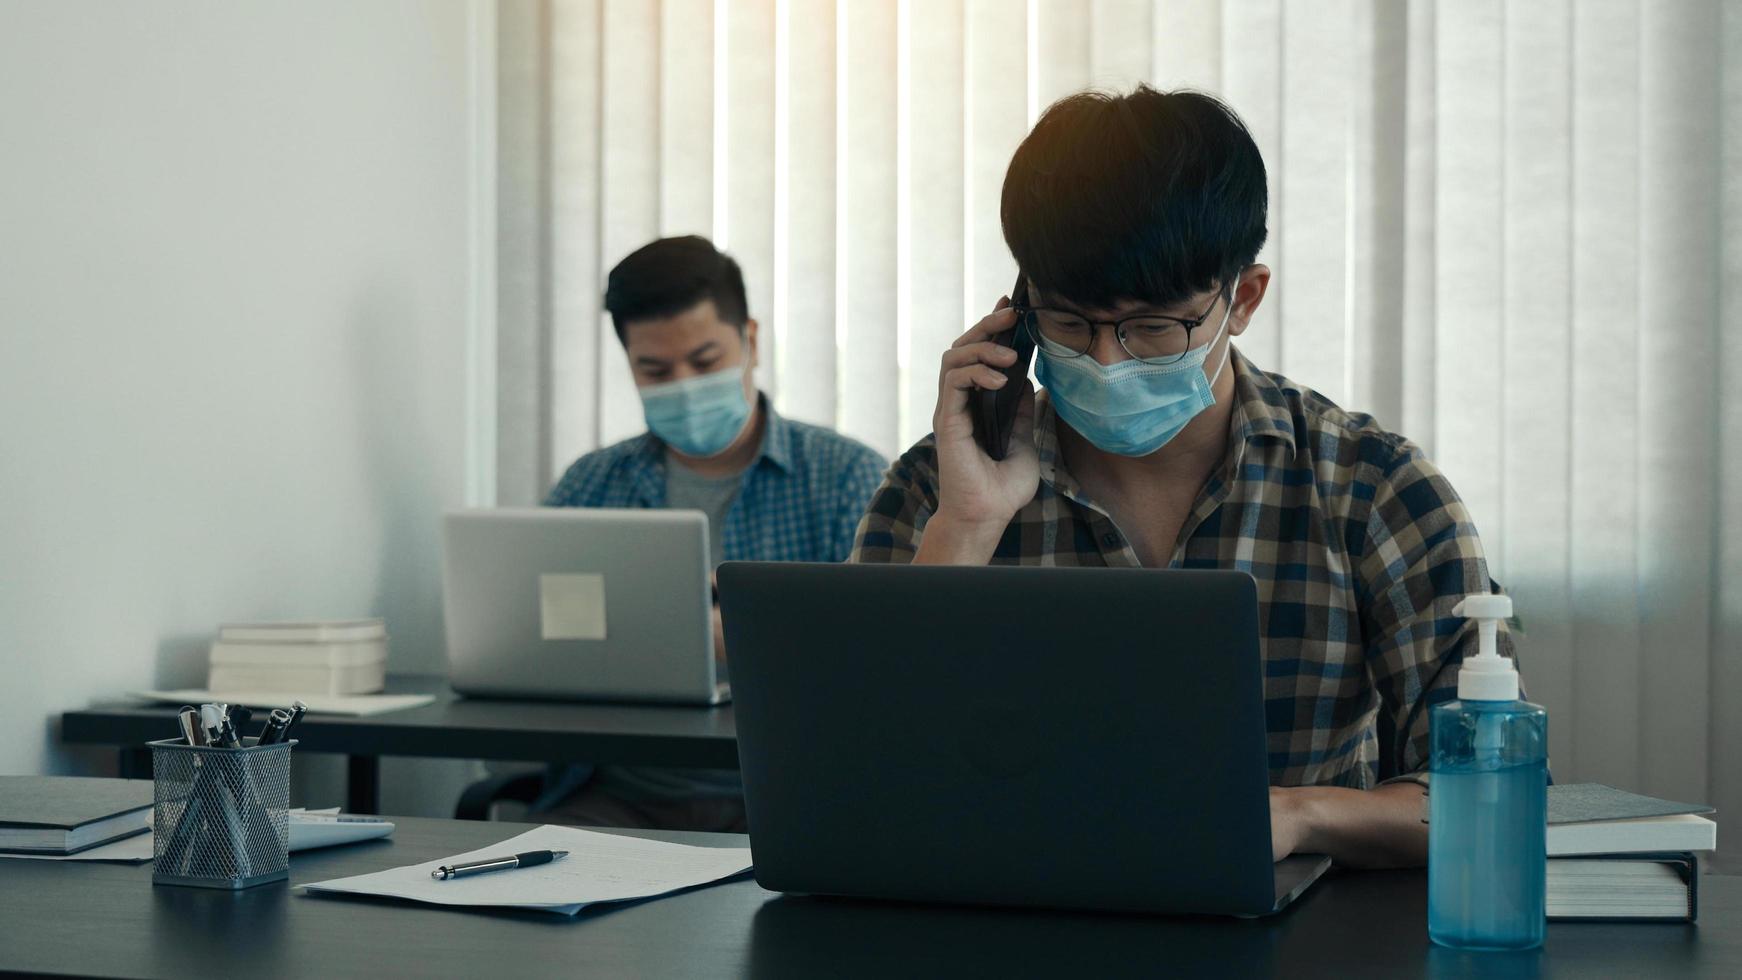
0,776,152,855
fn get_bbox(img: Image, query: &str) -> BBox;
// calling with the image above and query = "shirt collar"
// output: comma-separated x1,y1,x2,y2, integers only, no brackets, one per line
1033,345,1297,494
754,396,797,473
1226,347,1299,455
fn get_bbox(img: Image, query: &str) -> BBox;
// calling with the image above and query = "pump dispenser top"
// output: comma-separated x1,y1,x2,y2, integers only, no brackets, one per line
1451,593,1516,702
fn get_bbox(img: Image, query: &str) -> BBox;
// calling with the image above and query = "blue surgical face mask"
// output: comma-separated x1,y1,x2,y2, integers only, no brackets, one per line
639,365,754,458
1033,295,1235,457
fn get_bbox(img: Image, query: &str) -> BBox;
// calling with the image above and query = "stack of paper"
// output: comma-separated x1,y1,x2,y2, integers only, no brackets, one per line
208,619,389,695
302,825,753,915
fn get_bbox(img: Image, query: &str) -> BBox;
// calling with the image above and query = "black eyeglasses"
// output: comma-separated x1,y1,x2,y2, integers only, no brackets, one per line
1015,281,1233,365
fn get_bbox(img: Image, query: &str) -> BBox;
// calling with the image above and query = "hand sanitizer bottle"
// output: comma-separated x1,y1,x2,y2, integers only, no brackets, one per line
1428,592,1547,950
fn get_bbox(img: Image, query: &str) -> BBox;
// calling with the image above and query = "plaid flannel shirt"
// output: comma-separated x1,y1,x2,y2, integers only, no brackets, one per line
850,348,1513,788
547,396,886,565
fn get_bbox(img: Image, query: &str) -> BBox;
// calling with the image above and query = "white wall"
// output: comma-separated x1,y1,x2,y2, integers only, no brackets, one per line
0,1,483,812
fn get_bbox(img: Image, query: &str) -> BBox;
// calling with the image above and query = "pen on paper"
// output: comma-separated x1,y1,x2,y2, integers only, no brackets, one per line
432,849,571,881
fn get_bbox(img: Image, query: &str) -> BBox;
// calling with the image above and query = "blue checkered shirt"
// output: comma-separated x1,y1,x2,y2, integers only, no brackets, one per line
851,349,1516,789
547,396,887,568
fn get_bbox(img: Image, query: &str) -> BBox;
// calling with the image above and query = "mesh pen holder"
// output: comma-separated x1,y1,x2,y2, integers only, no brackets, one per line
150,737,294,889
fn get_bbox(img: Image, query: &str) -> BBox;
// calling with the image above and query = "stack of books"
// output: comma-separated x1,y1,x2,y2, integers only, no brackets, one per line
207,619,388,696
1546,783,1717,922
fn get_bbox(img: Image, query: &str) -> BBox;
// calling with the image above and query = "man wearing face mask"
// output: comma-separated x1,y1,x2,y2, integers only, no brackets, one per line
852,88,1517,870
539,235,886,832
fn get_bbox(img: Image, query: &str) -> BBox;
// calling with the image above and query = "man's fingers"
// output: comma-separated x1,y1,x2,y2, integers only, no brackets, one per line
940,342,1018,372
942,365,1008,392
936,303,1020,430
935,370,973,419
936,366,1003,422
949,306,1019,349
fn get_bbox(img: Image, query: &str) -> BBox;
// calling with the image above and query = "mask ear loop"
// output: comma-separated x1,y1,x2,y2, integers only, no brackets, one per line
727,356,759,445
1205,282,1239,387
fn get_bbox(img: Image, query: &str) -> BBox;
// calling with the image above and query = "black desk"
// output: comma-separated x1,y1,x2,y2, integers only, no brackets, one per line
60,675,738,814
0,816,1736,979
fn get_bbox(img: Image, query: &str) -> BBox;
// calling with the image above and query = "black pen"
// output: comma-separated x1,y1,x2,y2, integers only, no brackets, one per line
431,849,570,881
279,701,307,742
256,708,293,746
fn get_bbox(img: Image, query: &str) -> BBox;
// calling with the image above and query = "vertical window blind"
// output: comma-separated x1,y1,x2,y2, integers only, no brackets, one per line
496,0,1742,853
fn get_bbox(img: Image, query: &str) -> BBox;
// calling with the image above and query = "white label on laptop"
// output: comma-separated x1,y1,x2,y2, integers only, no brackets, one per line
540,573,607,641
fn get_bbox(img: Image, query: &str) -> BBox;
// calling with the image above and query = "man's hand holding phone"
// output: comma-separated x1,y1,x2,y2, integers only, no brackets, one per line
915,297,1041,565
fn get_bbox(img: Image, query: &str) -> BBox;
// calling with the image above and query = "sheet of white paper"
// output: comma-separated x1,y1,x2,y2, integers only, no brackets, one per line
0,831,154,862
131,690,435,716
301,825,753,915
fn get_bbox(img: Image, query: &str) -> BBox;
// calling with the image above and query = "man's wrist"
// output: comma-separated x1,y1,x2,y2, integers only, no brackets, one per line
1282,786,1327,854
1282,783,1430,868
914,509,1008,565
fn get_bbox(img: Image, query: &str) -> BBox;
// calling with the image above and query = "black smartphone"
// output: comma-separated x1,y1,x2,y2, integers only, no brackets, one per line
970,273,1036,461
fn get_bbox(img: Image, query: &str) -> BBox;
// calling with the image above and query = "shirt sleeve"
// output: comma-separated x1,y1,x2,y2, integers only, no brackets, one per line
1356,443,1517,781
827,446,892,562
848,439,942,565
544,459,586,506
544,452,610,507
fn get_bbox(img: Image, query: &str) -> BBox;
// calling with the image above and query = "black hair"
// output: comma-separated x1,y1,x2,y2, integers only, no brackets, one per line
604,235,749,343
1000,86,1268,310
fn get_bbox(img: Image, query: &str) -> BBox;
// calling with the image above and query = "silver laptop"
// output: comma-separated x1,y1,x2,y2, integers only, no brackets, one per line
443,508,728,705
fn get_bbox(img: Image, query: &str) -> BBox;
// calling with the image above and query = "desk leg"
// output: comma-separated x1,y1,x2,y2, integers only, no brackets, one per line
347,755,381,815
118,747,152,779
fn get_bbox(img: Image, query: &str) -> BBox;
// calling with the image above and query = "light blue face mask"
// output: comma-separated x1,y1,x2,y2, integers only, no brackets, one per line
1033,294,1234,457
639,365,754,458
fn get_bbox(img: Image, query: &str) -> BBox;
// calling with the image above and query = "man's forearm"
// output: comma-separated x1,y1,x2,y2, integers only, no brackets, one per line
1286,782,1427,869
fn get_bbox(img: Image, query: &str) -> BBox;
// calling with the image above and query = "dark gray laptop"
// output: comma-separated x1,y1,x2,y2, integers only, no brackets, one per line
717,562,1329,917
